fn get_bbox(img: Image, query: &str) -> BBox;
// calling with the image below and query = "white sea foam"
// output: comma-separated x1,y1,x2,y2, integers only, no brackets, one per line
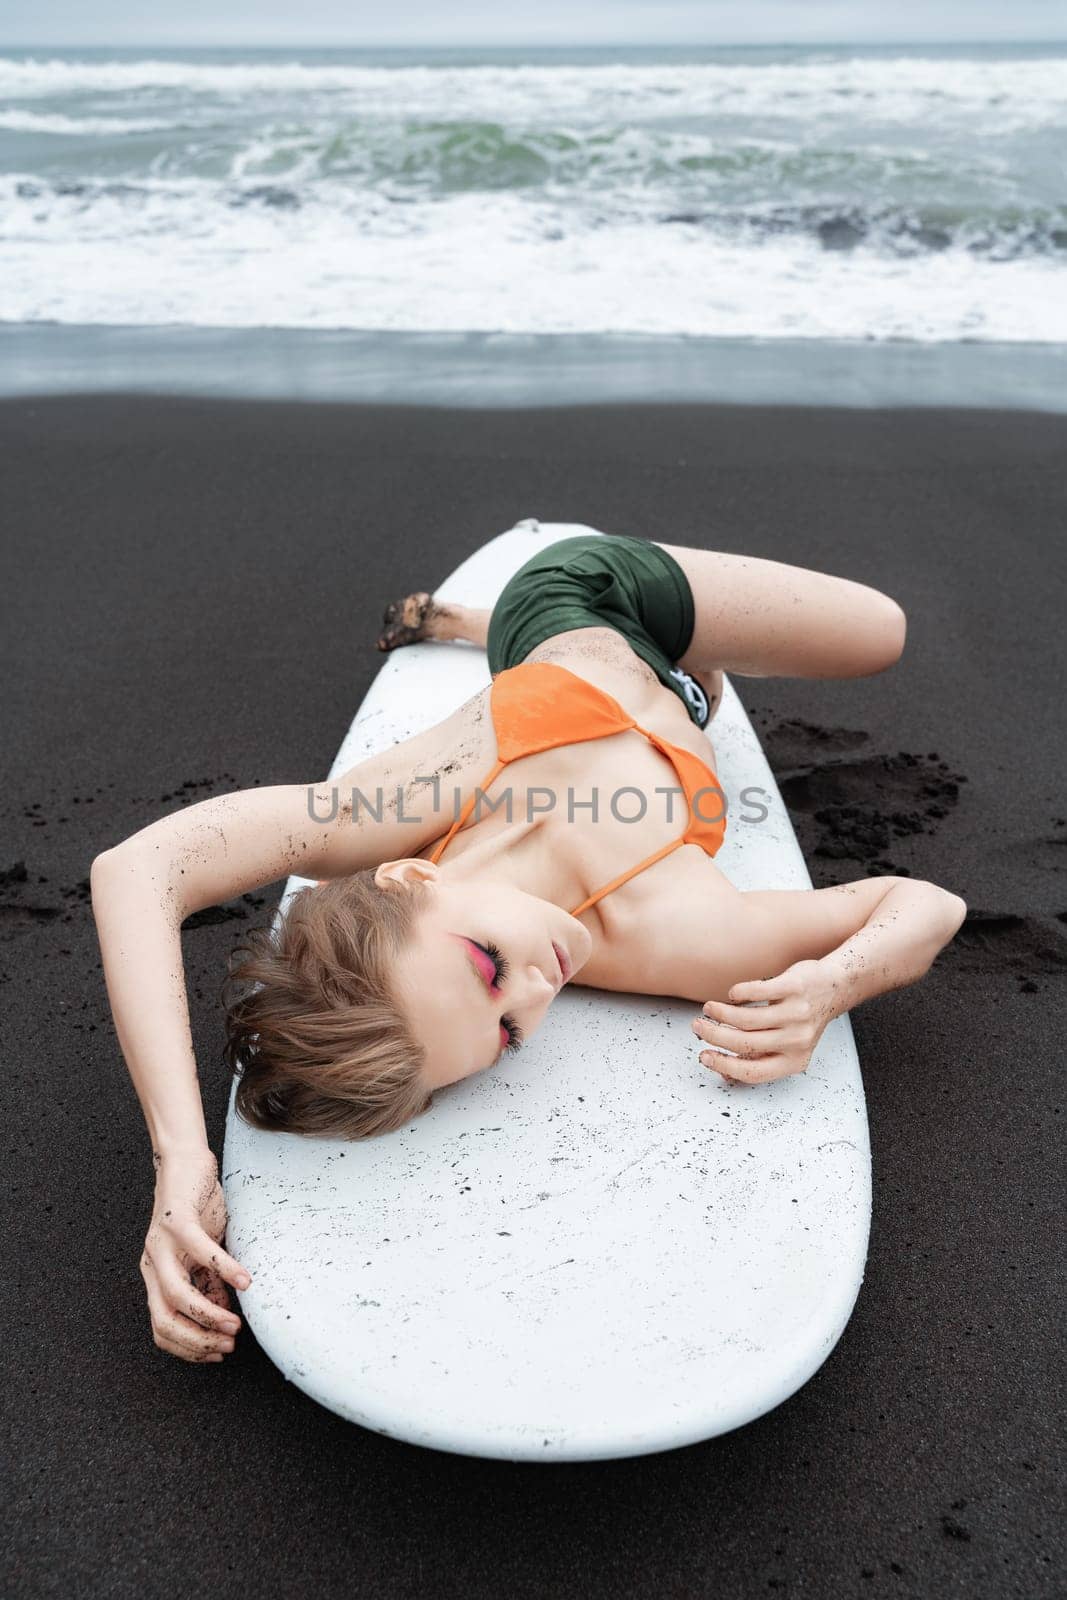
0,109,169,135
1,55,1066,133
1,178,1064,342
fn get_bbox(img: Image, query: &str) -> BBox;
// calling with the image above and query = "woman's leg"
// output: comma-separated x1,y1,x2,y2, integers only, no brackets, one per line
377,593,491,652
655,543,907,680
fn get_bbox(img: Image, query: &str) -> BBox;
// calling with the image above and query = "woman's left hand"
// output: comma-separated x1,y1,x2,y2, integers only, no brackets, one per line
691,959,840,1085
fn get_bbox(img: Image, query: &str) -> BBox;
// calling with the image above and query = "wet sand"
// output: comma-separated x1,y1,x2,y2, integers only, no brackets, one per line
2,395,1063,1599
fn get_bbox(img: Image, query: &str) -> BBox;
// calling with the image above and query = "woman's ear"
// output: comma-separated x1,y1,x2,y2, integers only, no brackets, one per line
374,858,439,892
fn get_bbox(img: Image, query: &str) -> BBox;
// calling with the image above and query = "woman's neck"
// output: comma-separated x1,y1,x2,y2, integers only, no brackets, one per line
434,812,594,914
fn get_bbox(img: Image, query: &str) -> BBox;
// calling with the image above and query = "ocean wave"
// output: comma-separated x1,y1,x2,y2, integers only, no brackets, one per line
0,108,170,136
1,54,1066,133
0,117,1046,219
201,122,977,200
5,173,1063,262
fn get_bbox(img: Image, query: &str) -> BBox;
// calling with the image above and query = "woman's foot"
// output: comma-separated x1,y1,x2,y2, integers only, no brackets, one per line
377,592,448,651
376,594,492,652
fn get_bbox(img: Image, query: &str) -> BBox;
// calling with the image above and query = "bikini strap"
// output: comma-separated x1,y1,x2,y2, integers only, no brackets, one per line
568,835,686,917
427,756,508,865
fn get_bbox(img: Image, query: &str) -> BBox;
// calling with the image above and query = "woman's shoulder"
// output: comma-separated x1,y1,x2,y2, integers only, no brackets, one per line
571,844,745,1001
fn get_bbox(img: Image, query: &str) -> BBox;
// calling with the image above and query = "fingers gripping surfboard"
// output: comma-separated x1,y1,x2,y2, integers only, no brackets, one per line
222,520,871,1461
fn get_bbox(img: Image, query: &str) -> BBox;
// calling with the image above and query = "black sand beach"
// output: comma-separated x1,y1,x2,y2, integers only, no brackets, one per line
3,395,1064,1598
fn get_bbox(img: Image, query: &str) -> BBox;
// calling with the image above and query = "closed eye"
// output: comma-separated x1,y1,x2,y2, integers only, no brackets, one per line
467,938,503,992
482,939,510,988
473,940,523,1056
453,934,523,1066
501,1016,524,1054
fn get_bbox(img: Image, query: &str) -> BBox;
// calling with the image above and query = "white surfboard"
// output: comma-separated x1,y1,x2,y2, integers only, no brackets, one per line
223,520,870,1461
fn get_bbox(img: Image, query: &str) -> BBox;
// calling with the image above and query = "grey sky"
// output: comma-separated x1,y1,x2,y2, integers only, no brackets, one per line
1,0,1064,48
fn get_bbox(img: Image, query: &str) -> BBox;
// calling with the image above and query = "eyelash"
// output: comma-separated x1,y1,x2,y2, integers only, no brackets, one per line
484,939,509,987
481,940,524,1054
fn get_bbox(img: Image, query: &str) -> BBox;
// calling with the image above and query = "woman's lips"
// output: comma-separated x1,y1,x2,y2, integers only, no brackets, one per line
552,941,572,987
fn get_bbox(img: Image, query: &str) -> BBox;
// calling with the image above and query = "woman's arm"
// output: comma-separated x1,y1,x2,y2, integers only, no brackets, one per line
812,876,968,1012
692,876,967,1083
91,696,479,1361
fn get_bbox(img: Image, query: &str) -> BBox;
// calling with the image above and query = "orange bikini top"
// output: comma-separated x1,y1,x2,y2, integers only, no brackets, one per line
427,661,727,917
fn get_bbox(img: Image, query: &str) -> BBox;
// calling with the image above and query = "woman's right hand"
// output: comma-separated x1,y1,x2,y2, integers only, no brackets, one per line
141,1148,252,1363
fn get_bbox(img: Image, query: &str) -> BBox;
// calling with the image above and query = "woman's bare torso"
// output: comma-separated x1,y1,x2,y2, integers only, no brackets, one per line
412,627,738,997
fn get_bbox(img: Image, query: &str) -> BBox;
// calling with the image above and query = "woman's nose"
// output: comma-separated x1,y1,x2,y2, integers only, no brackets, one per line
522,961,556,1006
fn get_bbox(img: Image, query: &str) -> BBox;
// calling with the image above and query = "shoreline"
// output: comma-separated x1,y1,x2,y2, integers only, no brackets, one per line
5,322,1067,412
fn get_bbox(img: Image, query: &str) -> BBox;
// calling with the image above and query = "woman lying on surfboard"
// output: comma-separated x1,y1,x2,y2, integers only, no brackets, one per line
91,533,966,1363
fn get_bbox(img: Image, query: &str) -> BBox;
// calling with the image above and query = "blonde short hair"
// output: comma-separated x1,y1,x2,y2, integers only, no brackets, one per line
222,870,432,1140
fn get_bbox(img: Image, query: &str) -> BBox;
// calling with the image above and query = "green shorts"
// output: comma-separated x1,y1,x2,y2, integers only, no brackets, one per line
486,532,710,728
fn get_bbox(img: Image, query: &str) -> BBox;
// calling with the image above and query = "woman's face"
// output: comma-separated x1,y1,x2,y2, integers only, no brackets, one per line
377,859,592,1091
